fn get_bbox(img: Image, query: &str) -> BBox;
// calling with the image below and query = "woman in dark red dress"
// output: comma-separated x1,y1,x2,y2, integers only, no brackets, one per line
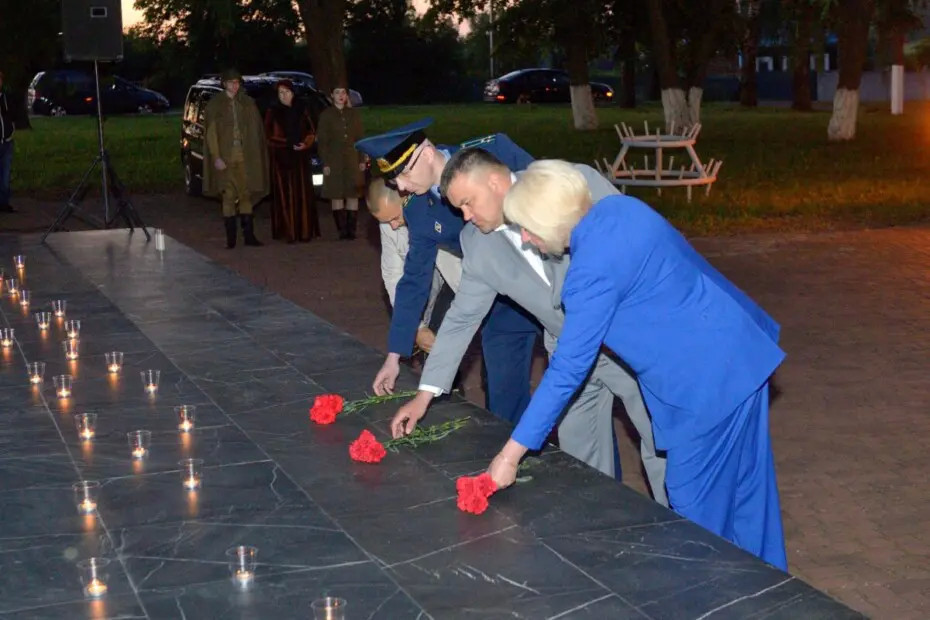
264,80,320,242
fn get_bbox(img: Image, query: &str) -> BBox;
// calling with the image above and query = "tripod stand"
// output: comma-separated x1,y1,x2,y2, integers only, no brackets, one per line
42,60,150,243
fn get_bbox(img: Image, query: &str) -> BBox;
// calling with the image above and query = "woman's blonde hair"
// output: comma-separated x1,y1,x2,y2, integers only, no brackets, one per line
366,176,402,215
503,160,592,256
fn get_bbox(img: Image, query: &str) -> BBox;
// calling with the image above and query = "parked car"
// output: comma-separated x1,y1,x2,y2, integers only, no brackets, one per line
260,71,364,107
27,70,170,116
483,68,614,104
179,75,332,197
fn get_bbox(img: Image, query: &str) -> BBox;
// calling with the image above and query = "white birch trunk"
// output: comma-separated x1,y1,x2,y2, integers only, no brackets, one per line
570,84,598,130
827,88,860,141
687,86,703,125
661,88,692,130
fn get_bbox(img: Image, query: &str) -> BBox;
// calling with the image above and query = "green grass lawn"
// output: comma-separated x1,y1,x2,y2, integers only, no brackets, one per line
13,102,930,235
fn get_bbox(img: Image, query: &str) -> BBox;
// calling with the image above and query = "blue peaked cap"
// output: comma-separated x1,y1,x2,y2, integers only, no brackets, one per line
355,117,434,179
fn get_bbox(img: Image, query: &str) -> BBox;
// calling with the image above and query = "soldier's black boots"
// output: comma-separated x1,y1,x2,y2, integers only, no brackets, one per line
241,214,263,247
345,210,357,240
224,216,237,249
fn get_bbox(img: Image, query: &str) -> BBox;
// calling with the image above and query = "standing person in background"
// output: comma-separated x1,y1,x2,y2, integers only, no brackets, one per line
317,84,365,240
203,68,269,249
264,79,319,243
0,71,16,213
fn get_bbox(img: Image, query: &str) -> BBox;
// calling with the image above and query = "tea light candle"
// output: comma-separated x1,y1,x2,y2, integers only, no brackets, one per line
127,430,151,460
53,375,74,399
227,545,258,587
76,558,110,599
179,458,203,490
27,361,45,385
105,351,123,374
52,299,66,318
73,481,100,514
175,405,196,433
65,320,81,339
5,278,19,296
19,289,30,308
63,339,80,361
74,413,97,441
13,255,25,270
0,328,14,348
140,370,160,396
35,311,52,330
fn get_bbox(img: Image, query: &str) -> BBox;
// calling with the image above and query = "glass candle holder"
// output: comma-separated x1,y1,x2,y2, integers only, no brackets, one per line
65,319,81,339
13,255,25,270
63,339,80,361
35,311,52,331
53,374,74,399
175,405,196,433
105,351,124,374
0,328,14,348
311,597,348,620
76,558,110,598
73,481,100,514
74,412,98,441
179,458,203,490
140,370,160,396
52,299,67,318
226,545,258,587
27,361,46,385
5,278,19,296
18,289,30,308
127,430,151,460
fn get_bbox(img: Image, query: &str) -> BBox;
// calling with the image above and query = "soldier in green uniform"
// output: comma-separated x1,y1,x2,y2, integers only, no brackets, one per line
203,68,270,249
316,84,365,240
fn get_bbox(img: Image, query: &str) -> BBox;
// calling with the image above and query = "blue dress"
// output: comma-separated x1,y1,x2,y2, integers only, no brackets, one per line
511,194,788,570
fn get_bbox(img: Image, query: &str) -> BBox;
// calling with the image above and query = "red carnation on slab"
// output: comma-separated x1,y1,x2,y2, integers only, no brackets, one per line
309,394,345,425
348,430,387,463
456,472,498,515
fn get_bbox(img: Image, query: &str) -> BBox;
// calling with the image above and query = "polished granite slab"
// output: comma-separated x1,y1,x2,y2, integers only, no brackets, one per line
0,230,863,619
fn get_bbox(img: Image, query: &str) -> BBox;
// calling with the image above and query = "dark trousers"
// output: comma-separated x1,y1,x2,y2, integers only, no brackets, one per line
0,140,12,206
480,298,541,424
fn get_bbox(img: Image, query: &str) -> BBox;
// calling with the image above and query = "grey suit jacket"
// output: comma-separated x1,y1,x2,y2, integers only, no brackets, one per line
420,164,619,392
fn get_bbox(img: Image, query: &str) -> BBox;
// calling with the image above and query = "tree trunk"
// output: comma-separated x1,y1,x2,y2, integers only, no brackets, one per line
791,0,814,111
565,34,598,130
619,32,637,108
739,0,762,107
294,0,348,93
827,0,874,141
661,88,692,129
827,88,860,140
688,87,703,124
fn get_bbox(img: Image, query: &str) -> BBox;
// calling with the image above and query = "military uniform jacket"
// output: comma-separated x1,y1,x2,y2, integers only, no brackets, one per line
387,134,534,356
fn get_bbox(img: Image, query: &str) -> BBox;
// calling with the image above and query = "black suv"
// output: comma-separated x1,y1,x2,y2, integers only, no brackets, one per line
28,70,170,116
180,75,331,196
483,68,614,104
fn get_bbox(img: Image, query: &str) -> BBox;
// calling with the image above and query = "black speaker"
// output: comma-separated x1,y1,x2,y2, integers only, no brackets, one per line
61,0,124,62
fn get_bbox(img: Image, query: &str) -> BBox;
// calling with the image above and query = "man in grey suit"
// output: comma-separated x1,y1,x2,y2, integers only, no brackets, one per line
390,148,667,506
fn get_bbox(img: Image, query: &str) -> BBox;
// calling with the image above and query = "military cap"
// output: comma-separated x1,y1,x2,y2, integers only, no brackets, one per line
220,68,243,83
355,117,433,180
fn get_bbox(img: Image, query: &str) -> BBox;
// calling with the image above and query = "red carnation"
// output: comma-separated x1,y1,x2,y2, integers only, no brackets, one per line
349,430,387,463
456,473,498,515
309,394,345,425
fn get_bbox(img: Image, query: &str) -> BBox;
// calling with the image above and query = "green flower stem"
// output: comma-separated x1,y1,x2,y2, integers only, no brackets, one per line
342,390,419,415
383,417,471,453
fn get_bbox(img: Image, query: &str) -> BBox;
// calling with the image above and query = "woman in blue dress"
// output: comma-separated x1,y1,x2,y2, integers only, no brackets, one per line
488,160,788,570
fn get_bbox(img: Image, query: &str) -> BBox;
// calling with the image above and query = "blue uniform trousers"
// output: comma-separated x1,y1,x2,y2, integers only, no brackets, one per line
664,382,788,570
480,297,540,424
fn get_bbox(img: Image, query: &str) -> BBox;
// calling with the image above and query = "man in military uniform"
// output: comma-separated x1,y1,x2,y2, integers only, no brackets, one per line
355,118,541,424
203,68,269,249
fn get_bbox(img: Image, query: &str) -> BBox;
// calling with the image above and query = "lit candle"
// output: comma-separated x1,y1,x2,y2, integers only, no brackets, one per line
179,419,193,432
58,387,72,398
65,320,81,339
73,481,100,515
35,312,51,330
5,279,19,296
0,328,14,348
80,428,95,441
145,384,157,394
1,337,12,348
108,363,120,373
85,579,107,597
19,290,30,307
13,255,25,270
183,475,200,490
78,498,97,513
52,300,66,318
235,570,254,584
127,430,151,461
132,447,146,459
75,413,97,442
29,373,42,385
105,351,124,374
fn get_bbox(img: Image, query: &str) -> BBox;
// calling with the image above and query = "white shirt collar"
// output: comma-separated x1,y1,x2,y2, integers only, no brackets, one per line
430,149,452,197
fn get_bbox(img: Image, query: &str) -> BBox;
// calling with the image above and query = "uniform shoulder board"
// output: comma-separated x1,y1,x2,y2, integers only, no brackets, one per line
401,194,413,209
460,134,497,148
